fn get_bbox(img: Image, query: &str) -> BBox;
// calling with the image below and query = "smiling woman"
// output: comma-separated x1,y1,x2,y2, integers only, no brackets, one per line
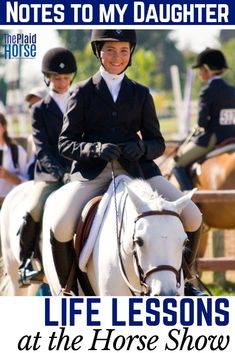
100,42,131,75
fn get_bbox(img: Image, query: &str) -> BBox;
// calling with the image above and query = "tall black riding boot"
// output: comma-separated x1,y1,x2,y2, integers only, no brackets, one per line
18,212,43,287
172,166,193,191
184,225,208,296
50,231,78,296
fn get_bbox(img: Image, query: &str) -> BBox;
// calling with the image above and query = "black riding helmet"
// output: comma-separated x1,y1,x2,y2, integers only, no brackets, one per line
192,48,228,70
42,47,77,85
91,30,137,70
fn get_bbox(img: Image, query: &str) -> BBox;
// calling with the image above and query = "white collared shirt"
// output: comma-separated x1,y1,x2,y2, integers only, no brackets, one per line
208,75,221,85
100,66,124,102
50,90,70,114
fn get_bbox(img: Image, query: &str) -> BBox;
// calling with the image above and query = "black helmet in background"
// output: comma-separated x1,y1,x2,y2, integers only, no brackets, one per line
192,48,228,71
41,47,77,76
91,30,137,69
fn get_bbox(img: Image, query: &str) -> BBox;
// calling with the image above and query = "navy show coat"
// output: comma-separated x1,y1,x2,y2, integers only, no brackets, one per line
196,78,235,147
32,94,72,181
59,72,165,180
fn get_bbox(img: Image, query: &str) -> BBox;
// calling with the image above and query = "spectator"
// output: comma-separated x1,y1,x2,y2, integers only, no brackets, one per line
0,113,27,206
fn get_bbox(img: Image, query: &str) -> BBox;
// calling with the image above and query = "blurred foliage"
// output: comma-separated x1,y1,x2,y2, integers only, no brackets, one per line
220,38,235,85
208,281,235,296
58,30,91,51
73,43,99,83
219,30,235,44
127,48,160,87
0,31,7,103
0,31,5,60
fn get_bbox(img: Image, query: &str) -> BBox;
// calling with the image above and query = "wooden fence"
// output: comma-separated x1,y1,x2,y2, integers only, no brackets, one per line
190,190,235,273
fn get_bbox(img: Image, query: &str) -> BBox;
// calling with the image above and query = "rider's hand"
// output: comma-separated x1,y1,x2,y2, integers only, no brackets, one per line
90,143,121,161
63,173,71,184
121,141,146,161
51,165,65,181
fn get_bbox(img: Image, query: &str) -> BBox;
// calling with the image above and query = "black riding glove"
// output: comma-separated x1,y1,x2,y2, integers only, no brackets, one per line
122,141,146,161
51,165,65,181
90,142,121,162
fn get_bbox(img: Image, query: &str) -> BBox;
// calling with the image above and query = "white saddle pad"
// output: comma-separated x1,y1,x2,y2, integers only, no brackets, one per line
79,174,132,272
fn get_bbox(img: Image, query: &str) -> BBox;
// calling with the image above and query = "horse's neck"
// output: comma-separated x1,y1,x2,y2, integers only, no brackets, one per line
118,199,141,289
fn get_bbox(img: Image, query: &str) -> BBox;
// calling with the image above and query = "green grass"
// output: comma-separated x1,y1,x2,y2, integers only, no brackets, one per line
207,281,235,296
159,117,178,140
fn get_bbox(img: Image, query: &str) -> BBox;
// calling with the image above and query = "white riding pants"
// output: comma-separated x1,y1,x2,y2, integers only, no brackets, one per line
51,161,202,242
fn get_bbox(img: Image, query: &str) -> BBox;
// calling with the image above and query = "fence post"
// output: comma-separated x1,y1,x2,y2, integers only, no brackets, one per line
213,229,226,285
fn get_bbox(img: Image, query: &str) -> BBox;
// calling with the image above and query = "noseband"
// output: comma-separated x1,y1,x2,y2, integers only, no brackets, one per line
118,209,183,296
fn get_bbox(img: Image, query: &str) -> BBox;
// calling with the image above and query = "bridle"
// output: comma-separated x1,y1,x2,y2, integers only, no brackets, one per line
117,199,183,296
111,163,183,296
131,210,183,295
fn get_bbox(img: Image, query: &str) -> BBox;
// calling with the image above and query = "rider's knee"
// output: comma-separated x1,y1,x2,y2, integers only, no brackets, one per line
51,219,74,242
182,203,202,232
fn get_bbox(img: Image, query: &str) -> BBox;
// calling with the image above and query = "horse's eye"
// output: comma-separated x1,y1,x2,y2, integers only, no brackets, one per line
134,237,144,247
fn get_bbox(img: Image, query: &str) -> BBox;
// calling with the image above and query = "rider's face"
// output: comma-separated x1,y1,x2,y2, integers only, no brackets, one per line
100,41,131,75
49,74,72,94
199,66,213,81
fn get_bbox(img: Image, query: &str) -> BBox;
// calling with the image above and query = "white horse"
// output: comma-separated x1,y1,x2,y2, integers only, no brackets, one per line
0,181,42,295
1,176,195,296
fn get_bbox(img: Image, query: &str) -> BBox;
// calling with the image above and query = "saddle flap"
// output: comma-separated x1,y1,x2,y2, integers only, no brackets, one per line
79,174,132,272
74,195,102,259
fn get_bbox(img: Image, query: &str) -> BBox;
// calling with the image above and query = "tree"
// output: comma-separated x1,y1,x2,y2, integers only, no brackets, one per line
58,30,91,51
221,38,235,85
127,48,160,88
219,30,235,44
73,43,99,82
136,30,185,89
0,30,7,103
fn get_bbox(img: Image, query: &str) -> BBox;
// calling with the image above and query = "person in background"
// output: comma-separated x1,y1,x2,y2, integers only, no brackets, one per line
17,47,77,287
171,48,235,190
24,87,48,180
0,113,27,206
50,30,204,296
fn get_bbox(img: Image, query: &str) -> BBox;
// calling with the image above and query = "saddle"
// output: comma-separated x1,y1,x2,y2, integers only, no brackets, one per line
74,195,103,259
64,174,132,295
189,138,235,178
65,195,102,295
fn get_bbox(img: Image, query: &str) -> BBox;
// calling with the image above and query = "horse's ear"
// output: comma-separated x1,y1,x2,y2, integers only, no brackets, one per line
124,182,145,214
162,188,197,215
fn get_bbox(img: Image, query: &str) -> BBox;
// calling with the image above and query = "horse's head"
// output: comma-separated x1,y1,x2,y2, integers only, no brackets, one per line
124,180,196,296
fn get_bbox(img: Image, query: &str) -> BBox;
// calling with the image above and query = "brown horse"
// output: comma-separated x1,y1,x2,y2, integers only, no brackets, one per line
159,141,235,228
157,142,235,257
193,151,235,229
